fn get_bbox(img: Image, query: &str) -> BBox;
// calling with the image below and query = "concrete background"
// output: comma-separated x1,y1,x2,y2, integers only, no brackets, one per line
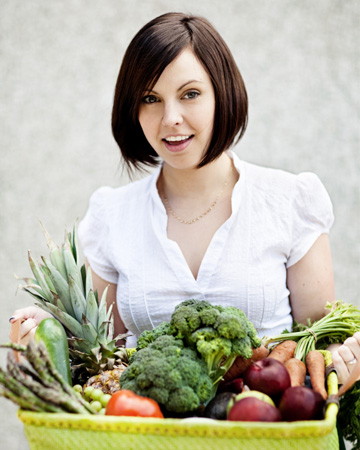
0,1,359,448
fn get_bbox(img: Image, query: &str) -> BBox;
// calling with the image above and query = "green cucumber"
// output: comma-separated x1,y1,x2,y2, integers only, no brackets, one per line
35,317,72,386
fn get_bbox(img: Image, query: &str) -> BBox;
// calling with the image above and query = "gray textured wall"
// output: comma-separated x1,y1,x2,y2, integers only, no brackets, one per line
0,1,359,448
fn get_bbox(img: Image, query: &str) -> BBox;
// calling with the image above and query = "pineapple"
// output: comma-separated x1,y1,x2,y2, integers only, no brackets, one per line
84,367,126,394
20,222,129,386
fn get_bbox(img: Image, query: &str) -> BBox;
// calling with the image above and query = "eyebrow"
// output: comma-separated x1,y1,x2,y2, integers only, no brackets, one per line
145,79,203,95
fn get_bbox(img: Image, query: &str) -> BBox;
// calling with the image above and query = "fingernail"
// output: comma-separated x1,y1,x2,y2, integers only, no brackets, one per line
9,317,15,323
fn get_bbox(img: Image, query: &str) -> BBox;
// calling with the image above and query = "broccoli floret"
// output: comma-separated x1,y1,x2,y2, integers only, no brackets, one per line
136,321,173,350
231,335,253,360
120,335,214,414
198,307,221,326
170,305,202,338
196,373,214,403
174,299,212,312
192,328,233,377
166,386,200,413
215,313,247,339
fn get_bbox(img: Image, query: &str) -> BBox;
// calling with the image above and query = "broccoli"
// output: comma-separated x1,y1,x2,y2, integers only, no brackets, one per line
120,335,213,414
133,299,262,401
170,300,261,383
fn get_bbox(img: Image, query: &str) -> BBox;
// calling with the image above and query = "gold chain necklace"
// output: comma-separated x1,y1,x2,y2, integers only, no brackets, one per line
162,165,233,225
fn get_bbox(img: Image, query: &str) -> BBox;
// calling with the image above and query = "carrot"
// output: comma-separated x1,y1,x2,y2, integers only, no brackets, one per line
284,358,306,386
305,350,327,400
268,340,297,364
222,345,270,382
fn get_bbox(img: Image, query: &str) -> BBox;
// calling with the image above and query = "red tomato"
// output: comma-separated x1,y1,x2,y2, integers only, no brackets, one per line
105,390,164,418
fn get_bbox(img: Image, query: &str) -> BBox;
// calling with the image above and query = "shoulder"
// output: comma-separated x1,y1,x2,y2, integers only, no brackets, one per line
87,171,156,216
241,161,330,203
78,170,158,242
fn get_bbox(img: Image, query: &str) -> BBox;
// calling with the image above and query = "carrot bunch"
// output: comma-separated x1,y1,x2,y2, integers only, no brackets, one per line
263,301,360,361
267,340,327,399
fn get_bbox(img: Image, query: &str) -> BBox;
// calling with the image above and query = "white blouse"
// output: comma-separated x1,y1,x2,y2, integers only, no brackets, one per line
78,152,334,347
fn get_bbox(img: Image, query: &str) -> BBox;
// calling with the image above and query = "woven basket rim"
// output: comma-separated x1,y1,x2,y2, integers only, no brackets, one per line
17,402,337,440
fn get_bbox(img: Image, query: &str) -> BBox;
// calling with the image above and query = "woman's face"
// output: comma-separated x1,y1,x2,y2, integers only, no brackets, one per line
138,48,215,170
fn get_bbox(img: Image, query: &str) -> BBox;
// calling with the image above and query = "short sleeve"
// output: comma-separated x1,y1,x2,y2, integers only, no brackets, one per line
78,187,119,284
286,173,334,268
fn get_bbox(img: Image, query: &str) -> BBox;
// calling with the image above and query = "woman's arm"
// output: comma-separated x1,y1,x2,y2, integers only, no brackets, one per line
287,233,335,325
287,234,360,384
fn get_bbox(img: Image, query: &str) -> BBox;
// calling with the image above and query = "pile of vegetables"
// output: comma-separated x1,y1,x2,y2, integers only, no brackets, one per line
263,300,360,450
3,223,360,449
1,297,360,449
120,298,262,414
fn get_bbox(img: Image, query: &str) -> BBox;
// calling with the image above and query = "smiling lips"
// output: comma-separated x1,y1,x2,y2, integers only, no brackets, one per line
163,135,194,152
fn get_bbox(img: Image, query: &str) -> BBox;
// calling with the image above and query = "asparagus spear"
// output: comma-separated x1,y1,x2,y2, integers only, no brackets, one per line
0,368,61,412
6,354,89,414
0,341,97,414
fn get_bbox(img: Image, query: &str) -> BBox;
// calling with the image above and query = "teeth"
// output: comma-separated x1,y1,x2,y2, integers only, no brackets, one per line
165,135,190,142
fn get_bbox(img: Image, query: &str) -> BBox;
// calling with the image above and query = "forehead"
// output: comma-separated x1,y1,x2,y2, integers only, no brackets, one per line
151,48,212,90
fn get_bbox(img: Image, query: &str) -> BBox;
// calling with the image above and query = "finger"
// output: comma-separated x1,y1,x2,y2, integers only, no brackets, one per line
9,319,23,343
352,332,360,345
331,350,349,385
19,327,37,346
10,306,40,322
19,318,38,340
337,345,356,363
343,336,360,360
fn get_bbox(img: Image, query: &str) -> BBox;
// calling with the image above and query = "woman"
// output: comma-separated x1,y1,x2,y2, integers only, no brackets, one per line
9,12,360,384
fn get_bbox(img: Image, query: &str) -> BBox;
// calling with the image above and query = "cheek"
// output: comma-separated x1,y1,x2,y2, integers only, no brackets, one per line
192,99,215,132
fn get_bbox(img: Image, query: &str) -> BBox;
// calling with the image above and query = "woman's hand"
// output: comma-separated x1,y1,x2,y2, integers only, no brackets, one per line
9,306,52,345
328,332,360,384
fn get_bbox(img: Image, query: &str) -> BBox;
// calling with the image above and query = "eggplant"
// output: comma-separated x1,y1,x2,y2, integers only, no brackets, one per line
204,392,236,420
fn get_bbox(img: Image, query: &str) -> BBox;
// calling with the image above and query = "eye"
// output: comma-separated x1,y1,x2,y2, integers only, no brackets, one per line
183,90,200,100
142,95,159,104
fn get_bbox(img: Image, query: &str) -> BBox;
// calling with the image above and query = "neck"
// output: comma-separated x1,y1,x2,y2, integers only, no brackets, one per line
159,152,233,199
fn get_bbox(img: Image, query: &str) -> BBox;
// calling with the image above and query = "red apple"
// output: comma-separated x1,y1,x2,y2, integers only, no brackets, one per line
227,397,282,422
226,390,275,415
278,386,326,421
244,358,291,402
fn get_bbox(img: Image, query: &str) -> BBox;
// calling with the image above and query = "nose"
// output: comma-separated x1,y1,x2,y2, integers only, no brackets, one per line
161,101,183,127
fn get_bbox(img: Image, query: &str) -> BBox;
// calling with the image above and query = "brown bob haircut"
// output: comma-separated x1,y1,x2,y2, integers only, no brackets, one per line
112,12,248,172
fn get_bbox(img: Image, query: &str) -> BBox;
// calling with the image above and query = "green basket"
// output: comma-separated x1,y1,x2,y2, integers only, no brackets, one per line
18,352,340,450
18,405,339,450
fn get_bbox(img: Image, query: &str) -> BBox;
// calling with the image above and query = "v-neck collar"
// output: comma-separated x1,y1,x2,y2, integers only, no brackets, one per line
150,151,245,290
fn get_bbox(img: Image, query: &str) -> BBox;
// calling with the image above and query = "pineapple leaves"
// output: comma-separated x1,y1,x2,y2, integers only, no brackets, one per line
85,266,93,298
81,317,98,345
63,235,84,296
28,252,53,302
19,222,127,384
85,290,99,330
98,286,108,328
41,257,75,317
36,302,84,338
68,275,86,322
39,219,68,280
